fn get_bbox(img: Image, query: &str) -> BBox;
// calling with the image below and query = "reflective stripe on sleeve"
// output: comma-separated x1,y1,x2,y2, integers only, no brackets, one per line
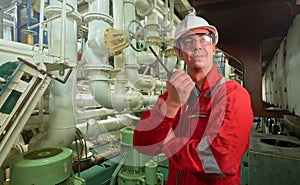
196,136,224,175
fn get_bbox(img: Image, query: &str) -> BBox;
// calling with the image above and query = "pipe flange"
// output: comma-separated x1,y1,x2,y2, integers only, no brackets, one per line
147,36,162,46
83,13,114,27
124,63,139,69
144,24,160,30
145,24,161,35
84,64,113,72
44,6,82,25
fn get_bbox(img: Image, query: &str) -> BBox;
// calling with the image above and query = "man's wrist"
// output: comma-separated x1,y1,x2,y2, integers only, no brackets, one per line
160,100,181,118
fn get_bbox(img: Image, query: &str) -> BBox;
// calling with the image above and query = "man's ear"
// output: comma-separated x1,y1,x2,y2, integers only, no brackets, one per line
174,47,184,59
212,45,216,54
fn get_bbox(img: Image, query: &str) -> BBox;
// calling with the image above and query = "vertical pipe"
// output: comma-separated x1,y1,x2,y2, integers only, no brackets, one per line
13,4,18,41
113,0,124,29
113,0,124,70
27,0,31,30
124,0,137,69
0,6,3,39
164,0,169,27
46,71,77,147
48,0,77,60
27,0,34,45
61,0,66,61
32,0,78,148
38,0,45,51
87,0,110,40
170,0,174,27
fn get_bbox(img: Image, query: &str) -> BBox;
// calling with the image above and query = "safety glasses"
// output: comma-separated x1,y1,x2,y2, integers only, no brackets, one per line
178,33,213,51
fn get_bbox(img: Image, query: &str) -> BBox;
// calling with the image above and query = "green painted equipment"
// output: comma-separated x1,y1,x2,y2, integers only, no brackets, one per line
110,127,164,185
10,147,85,185
0,61,23,114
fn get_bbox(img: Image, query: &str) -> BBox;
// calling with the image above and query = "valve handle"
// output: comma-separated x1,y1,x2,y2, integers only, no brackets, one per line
125,19,147,52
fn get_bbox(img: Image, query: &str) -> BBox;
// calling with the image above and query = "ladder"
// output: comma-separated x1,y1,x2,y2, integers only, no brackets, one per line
0,60,52,166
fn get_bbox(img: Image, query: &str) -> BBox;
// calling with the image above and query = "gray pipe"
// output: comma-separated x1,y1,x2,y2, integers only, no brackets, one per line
0,6,3,39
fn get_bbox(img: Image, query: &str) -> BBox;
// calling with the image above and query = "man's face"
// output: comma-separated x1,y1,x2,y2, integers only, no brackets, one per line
176,28,216,72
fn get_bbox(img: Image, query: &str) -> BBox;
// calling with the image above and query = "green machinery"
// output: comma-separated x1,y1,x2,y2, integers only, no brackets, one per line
110,127,164,185
10,147,85,185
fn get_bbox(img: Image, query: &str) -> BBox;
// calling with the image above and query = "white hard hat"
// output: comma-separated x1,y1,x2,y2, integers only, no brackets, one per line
174,13,218,47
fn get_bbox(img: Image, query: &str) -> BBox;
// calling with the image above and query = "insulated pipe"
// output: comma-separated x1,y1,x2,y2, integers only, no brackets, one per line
84,0,158,110
113,0,124,70
113,0,124,29
165,54,177,72
43,71,77,147
47,0,77,60
76,115,136,139
76,93,100,108
135,0,153,17
30,0,78,148
169,0,174,28
123,0,165,92
87,64,158,109
125,47,162,91
89,71,150,110
82,0,151,110
136,51,156,65
125,49,164,91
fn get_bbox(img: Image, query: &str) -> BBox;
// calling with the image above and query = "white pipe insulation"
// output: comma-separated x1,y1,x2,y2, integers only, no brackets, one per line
76,114,137,139
123,0,165,92
29,0,78,148
83,0,158,111
112,0,125,71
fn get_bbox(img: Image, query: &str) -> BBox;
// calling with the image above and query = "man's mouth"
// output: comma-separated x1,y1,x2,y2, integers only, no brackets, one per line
191,54,205,60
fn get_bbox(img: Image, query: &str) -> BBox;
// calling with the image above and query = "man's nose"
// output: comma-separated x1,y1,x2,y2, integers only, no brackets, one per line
194,40,203,50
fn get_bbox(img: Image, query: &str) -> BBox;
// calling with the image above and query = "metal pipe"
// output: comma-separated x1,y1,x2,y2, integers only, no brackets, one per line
123,0,164,92
61,0,67,61
37,70,77,148
0,6,4,39
113,0,124,70
83,0,158,110
13,3,17,41
76,115,135,139
38,0,45,51
29,0,79,148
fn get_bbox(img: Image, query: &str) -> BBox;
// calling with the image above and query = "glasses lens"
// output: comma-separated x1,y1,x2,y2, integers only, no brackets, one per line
180,34,212,50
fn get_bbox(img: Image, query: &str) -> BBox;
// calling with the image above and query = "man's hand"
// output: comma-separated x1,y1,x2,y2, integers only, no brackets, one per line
160,70,195,117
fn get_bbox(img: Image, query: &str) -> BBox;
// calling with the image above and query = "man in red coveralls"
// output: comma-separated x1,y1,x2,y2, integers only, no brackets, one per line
133,13,253,185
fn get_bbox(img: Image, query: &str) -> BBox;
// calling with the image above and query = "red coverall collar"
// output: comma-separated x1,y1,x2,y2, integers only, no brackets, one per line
198,64,224,93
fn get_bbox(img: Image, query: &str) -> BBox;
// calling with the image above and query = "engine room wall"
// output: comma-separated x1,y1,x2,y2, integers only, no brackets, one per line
262,14,300,138
263,14,300,116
